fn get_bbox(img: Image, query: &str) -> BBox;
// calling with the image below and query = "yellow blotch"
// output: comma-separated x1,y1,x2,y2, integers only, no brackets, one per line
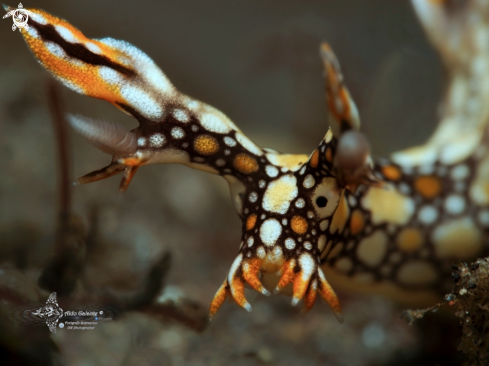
267,153,308,171
246,214,257,231
349,209,364,236
396,228,424,253
361,184,415,225
291,216,308,235
309,149,319,168
382,165,401,181
193,135,220,155
397,261,438,286
470,155,489,205
432,218,483,260
233,153,259,174
262,175,298,214
414,176,442,199
356,230,388,267
330,191,349,233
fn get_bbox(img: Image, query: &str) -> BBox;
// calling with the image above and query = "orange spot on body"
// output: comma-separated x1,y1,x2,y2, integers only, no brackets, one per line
120,157,142,167
382,165,402,181
396,228,424,253
193,135,219,155
291,216,308,235
414,176,442,199
325,147,333,163
246,214,257,231
234,153,259,174
310,149,319,168
349,209,364,235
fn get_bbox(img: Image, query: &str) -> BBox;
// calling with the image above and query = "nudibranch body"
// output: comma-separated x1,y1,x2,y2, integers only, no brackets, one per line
10,0,489,322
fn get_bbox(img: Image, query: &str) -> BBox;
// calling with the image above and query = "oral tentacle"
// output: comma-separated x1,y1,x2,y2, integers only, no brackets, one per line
242,259,270,296
209,279,230,321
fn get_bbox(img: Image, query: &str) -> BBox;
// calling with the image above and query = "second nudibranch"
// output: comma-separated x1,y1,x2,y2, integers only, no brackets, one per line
12,0,489,322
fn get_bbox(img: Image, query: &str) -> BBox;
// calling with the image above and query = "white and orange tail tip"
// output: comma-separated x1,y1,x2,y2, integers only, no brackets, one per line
19,6,175,121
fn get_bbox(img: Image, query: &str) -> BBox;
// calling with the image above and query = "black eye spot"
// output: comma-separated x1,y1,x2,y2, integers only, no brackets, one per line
316,196,328,207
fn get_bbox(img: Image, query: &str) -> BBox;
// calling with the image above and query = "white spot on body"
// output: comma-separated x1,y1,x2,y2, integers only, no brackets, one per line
171,127,185,139
320,220,329,231
55,25,77,43
247,237,254,247
249,192,258,203
227,254,243,284
30,12,48,24
418,164,434,175
85,42,102,54
299,166,307,175
444,195,466,215
215,159,225,167
398,182,411,196
224,136,237,147
200,112,231,134
262,175,298,214
99,66,122,85
478,210,489,226
259,180,266,189
325,130,333,143
26,26,39,39
256,246,266,259
282,218,288,226
137,137,147,147
304,241,312,250
295,198,305,208
318,235,326,252
418,205,438,225
149,133,166,148
120,85,163,120
186,100,200,111
236,132,263,156
260,219,282,246
303,175,315,189
45,41,66,58
191,125,199,132
172,109,189,122
266,165,279,178
451,164,470,180
285,238,296,250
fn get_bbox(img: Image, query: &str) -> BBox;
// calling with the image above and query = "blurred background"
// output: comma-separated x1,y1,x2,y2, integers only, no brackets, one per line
0,1,448,365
